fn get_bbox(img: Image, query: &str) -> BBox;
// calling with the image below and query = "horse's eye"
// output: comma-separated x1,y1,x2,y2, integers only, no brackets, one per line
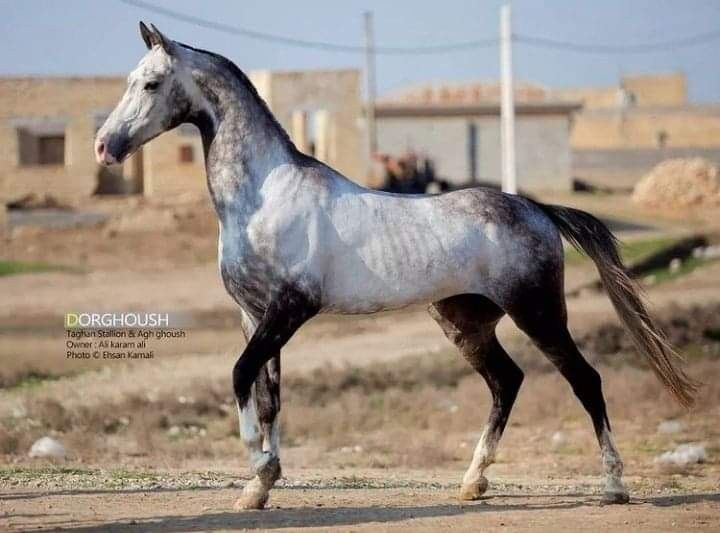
144,81,160,91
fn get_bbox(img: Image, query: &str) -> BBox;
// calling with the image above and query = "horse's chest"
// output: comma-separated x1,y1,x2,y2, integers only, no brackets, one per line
217,228,282,316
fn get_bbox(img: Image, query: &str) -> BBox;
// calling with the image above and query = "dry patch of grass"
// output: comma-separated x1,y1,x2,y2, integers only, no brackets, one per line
2,345,718,475
1,303,717,474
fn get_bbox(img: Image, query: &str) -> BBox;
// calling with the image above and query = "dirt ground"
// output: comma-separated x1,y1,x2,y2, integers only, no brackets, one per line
1,193,719,531
3,478,719,531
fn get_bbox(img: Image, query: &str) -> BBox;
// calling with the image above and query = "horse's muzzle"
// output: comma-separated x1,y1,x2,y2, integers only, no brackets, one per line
94,135,129,166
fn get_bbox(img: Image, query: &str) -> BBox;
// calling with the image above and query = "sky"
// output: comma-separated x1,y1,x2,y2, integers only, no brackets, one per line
1,0,719,102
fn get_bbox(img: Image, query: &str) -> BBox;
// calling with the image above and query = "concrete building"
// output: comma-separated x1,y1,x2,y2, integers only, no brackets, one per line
555,73,720,188
254,69,365,182
375,81,581,192
0,69,365,203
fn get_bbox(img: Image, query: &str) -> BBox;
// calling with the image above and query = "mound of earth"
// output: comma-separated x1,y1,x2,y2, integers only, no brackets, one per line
632,158,720,208
576,303,720,359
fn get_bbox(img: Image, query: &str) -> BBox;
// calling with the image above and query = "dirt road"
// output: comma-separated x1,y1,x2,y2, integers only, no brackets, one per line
2,471,718,531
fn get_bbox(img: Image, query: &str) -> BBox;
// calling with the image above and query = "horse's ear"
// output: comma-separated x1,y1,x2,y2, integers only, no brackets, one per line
139,21,153,50
149,23,174,56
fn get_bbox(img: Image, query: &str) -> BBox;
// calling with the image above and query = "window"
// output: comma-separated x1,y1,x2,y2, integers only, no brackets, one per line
179,144,194,163
17,128,65,166
38,135,65,165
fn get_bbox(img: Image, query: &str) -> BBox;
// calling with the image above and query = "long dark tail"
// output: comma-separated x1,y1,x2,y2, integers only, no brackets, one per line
534,201,699,408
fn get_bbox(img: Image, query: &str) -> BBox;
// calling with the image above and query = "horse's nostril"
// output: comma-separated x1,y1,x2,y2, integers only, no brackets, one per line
96,141,105,156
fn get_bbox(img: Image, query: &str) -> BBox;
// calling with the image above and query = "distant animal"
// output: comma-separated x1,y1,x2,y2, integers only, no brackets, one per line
95,22,697,510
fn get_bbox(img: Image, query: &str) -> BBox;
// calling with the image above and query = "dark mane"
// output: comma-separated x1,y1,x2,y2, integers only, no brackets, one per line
177,42,294,148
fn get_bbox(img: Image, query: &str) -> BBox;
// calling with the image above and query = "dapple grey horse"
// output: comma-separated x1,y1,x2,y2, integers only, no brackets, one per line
96,22,697,510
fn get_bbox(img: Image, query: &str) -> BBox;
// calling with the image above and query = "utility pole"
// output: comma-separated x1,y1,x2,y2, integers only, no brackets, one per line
500,4,517,194
364,11,378,159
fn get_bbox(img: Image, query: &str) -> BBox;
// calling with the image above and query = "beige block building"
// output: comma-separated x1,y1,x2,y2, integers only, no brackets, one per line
555,73,720,187
0,69,366,203
0,77,125,201
555,73,687,111
251,69,365,182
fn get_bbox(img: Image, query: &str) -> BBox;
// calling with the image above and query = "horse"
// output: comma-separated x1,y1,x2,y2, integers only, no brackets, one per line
95,22,697,510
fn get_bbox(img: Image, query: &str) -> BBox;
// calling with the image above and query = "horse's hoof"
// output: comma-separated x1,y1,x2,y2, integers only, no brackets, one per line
459,476,489,501
601,491,630,505
235,477,269,510
234,490,269,510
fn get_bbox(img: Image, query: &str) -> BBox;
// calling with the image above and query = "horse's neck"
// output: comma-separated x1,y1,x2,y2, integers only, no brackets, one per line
193,74,295,219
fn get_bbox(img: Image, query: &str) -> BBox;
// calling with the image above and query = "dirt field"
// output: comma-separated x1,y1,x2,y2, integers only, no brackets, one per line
1,193,719,531
3,476,719,531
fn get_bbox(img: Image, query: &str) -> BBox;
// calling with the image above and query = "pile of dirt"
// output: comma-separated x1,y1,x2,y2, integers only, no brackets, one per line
575,303,720,359
632,158,720,208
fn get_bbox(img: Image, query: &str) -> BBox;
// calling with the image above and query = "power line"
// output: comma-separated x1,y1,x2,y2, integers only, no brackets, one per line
515,29,720,54
119,0,720,56
118,0,497,55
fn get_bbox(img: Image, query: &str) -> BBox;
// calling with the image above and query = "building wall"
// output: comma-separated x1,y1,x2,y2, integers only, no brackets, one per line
376,116,468,181
571,107,720,150
254,69,366,184
555,72,687,111
0,76,209,202
553,72,720,187
0,77,125,201
376,113,571,191
554,87,622,110
143,127,206,196
556,71,714,152
0,69,367,201
621,73,686,107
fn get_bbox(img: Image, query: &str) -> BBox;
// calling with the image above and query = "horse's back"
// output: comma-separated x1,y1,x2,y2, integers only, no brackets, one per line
319,184,562,313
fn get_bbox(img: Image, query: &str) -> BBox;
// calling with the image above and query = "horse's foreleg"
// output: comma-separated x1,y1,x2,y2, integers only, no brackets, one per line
232,289,318,511
235,356,282,510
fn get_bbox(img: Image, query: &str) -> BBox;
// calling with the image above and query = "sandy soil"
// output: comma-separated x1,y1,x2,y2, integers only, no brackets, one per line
2,259,719,386
3,478,719,532
2,194,719,531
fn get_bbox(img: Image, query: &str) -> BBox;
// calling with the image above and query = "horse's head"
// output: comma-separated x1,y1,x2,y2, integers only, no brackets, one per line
95,22,196,165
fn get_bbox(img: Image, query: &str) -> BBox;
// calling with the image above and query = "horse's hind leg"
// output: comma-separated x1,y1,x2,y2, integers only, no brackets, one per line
506,290,629,504
429,294,524,501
